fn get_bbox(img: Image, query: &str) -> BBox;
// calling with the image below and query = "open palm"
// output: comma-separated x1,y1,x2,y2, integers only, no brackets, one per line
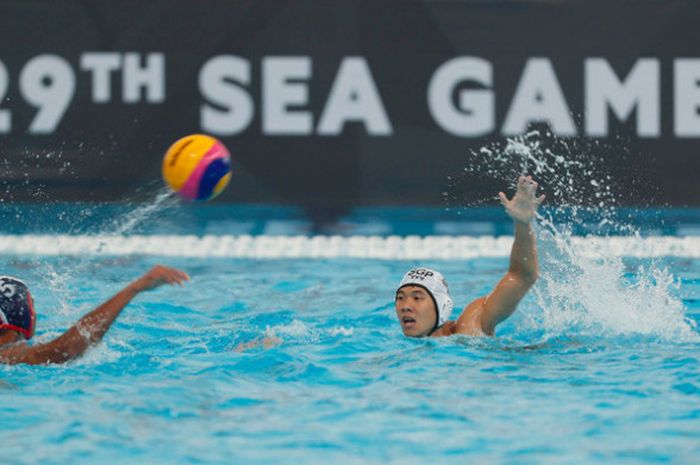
498,175,545,224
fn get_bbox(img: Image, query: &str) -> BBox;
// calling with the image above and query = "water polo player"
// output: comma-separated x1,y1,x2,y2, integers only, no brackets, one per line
396,176,544,337
0,265,188,365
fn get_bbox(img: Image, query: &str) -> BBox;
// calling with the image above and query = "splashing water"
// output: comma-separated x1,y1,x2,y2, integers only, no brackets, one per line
453,131,698,342
0,142,177,316
101,187,177,237
534,215,698,342
447,130,647,232
34,187,178,315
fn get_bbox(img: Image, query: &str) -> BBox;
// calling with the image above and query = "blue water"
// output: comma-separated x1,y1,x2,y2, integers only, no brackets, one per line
2,247,699,464
2,202,700,236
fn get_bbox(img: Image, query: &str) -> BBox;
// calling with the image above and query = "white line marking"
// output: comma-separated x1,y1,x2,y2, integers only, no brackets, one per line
1,235,699,259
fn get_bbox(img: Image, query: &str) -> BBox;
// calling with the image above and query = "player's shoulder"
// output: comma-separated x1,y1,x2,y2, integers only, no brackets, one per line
452,297,490,336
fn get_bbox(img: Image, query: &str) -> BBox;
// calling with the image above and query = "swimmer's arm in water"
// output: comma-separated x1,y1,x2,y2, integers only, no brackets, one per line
234,336,282,352
454,176,544,336
0,265,188,365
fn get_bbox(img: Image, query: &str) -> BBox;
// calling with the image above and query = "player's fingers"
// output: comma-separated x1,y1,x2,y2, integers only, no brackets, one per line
154,266,189,286
162,270,186,286
173,272,188,286
537,194,546,204
498,192,508,205
524,178,538,194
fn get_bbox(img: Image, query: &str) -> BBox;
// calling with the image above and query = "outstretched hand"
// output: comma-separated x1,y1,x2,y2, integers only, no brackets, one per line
498,175,545,224
130,265,190,293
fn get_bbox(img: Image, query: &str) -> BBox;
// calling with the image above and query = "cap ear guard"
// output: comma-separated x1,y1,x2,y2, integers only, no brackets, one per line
439,295,453,325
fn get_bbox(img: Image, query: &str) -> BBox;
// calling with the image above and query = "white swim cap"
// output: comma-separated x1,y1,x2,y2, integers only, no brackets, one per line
397,268,453,329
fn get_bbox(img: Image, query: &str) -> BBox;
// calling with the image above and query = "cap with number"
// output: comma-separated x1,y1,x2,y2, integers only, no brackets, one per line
0,276,36,339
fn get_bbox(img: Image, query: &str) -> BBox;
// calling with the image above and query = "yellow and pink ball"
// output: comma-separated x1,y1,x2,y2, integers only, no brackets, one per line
162,134,232,201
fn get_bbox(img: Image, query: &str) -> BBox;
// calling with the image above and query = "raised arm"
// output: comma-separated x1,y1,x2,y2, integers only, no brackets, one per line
0,265,188,365
455,176,544,335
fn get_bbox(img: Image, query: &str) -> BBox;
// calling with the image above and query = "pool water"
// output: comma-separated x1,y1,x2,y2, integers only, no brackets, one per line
5,132,699,463
2,245,699,464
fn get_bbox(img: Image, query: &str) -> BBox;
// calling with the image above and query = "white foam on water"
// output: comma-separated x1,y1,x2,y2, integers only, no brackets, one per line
71,339,123,366
264,320,320,343
328,326,354,337
458,133,698,342
39,262,76,316
262,321,355,344
535,221,698,342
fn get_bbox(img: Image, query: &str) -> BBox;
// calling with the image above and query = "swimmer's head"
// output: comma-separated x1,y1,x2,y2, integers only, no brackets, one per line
395,268,453,337
0,276,36,340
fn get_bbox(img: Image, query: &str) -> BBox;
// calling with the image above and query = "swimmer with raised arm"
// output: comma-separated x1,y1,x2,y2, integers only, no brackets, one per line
0,265,189,365
396,175,544,337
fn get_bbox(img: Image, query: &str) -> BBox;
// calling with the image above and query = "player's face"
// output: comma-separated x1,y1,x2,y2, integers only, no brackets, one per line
395,286,437,337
